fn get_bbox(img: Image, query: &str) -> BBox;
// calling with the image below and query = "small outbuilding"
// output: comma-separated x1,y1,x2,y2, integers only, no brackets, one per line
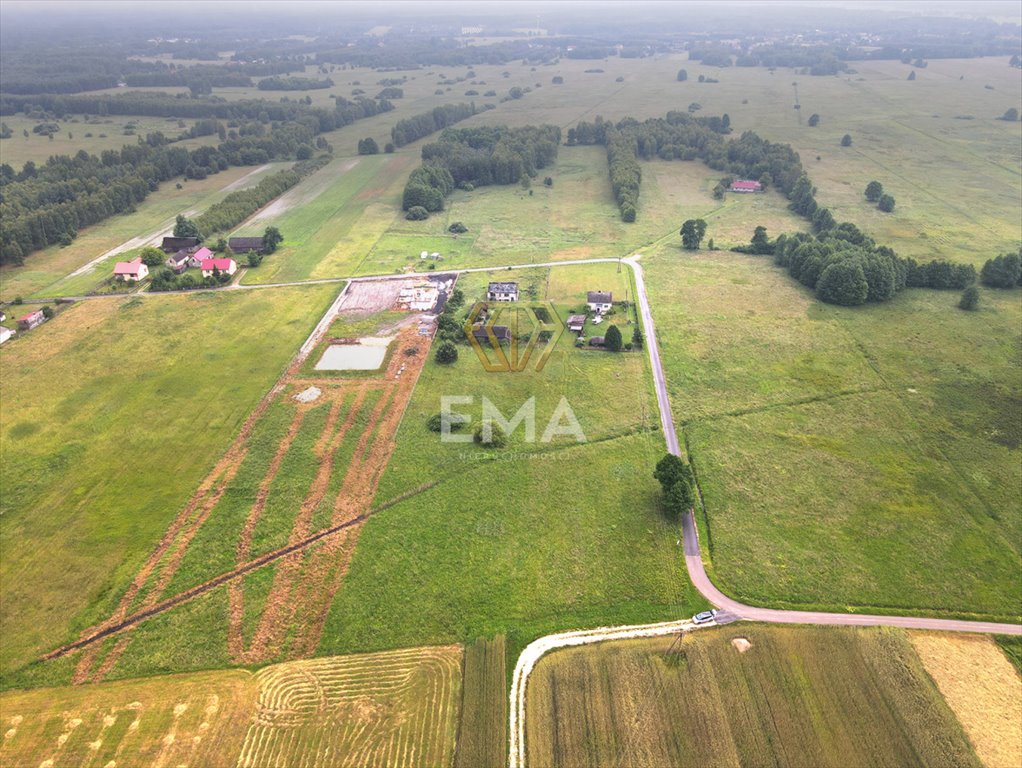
567,314,587,333
160,236,200,253
472,324,512,342
114,257,149,282
589,336,605,348
0,326,15,345
587,291,613,314
229,236,264,254
487,282,519,302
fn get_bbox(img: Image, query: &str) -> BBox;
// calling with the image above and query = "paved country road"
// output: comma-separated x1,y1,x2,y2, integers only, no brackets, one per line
625,255,1022,637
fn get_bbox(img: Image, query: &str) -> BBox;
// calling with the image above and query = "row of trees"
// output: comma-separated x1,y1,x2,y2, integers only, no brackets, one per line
390,102,479,148
192,156,329,238
605,128,641,221
0,92,393,137
257,76,334,91
402,125,560,213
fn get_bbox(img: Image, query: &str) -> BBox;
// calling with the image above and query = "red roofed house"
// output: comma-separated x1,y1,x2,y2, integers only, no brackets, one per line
17,309,46,331
188,246,215,269
113,257,149,282
201,257,238,278
729,179,763,193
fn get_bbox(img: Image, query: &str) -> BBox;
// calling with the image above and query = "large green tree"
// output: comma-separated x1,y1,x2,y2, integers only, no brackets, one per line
680,219,707,250
816,259,869,305
173,214,201,240
864,180,883,202
604,323,623,352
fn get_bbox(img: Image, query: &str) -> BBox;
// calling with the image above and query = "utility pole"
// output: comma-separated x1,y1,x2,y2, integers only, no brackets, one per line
792,81,802,125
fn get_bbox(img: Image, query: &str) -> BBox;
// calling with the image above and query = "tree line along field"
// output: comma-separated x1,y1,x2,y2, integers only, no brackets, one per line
0,283,340,690
0,645,462,768
525,625,983,768
645,248,1021,621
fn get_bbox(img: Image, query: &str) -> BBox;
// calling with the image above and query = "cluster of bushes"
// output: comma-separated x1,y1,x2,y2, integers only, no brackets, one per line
864,180,896,212
375,87,404,100
390,102,479,148
980,251,1022,288
357,137,379,155
257,76,333,91
193,155,328,238
150,266,233,293
402,125,560,214
768,226,976,306
654,454,695,517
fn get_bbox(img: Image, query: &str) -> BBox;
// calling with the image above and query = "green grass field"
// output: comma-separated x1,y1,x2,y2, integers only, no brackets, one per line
646,249,1021,620
0,284,339,689
0,162,285,301
525,625,981,768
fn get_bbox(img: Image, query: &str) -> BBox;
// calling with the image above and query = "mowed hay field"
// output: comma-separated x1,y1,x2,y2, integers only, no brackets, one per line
237,646,462,768
526,625,981,768
645,249,1022,620
0,645,462,768
454,636,507,768
0,284,339,689
0,669,256,768
911,632,1022,768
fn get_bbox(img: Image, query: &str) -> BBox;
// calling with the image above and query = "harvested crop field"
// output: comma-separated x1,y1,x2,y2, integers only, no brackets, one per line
0,669,256,768
455,636,507,768
525,624,980,768
911,632,1022,768
237,645,462,768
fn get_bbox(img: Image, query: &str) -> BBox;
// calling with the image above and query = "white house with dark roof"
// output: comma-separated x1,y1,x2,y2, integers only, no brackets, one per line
487,282,519,302
587,290,613,314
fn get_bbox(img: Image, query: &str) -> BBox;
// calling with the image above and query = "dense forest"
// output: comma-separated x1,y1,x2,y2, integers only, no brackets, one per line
390,102,481,148
402,124,560,213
